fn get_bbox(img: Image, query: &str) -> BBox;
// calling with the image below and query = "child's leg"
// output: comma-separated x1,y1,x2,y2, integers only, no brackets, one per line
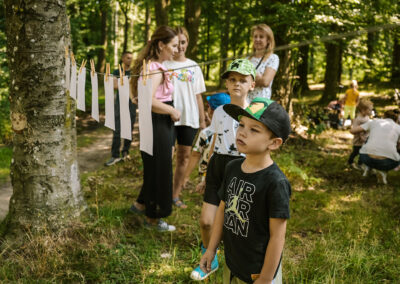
348,145,361,165
199,202,219,248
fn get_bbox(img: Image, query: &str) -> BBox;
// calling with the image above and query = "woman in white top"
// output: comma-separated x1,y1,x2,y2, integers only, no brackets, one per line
350,110,400,184
247,24,279,103
164,27,207,208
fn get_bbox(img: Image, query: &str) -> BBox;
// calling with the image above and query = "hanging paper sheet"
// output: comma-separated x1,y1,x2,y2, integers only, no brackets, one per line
91,73,99,122
77,67,86,111
138,79,153,156
118,76,132,141
70,64,77,100
104,75,115,130
65,57,70,91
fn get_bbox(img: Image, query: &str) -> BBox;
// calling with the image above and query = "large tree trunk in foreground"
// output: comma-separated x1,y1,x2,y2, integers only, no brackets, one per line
3,0,85,235
184,0,202,61
154,0,169,27
320,40,341,104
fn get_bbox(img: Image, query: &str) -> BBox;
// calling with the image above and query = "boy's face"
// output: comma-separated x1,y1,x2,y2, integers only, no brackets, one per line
236,116,282,155
225,72,255,99
360,107,372,117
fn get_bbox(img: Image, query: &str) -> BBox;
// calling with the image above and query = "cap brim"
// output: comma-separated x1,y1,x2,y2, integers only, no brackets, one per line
223,104,258,122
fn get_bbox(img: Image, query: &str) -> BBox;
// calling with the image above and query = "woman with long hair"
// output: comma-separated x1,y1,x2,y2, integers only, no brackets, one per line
247,24,279,103
130,26,180,231
163,27,207,209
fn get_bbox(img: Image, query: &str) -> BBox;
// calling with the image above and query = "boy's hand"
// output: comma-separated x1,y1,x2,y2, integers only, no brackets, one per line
195,180,206,194
199,249,216,273
170,108,181,122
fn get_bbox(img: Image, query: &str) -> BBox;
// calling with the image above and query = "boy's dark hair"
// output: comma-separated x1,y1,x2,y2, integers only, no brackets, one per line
384,110,399,122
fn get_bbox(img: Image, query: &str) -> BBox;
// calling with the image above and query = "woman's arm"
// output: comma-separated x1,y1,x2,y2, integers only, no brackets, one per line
196,93,206,129
350,125,365,134
254,218,287,284
199,201,225,273
149,71,181,121
255,67,277,88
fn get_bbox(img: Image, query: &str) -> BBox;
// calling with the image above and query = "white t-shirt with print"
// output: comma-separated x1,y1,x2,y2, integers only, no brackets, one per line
247,54,279,103
163,59,206,128
209,106,241,156
360,118,400,161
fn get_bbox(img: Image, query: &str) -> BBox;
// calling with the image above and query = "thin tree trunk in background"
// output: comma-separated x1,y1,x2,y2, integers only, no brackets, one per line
364,31,376,82
114,1,119,69
184,0,201,60
96,0,108,73
321,40,341,103
337,42,343,85
297,44,310,92
391,32,400,84
219,0,231,87
3,0,85,235
144,0,151,41
206,14,210,80
120,3,130,54
154,0,169,27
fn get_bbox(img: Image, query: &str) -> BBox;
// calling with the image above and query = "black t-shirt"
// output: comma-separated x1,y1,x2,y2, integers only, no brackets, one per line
112,69,131,77
218,158,291,283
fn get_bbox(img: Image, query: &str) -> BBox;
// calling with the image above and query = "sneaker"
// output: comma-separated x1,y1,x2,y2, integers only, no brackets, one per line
351,163,361,170
144,219,176,232
105,157,122,166
190,245,219,281
376,170,387,185
361,164,369,177
122,151,130,161
129,204,144,215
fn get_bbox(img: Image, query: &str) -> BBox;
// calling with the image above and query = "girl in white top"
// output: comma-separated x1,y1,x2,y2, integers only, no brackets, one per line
247,24,279,103
163,27,207,208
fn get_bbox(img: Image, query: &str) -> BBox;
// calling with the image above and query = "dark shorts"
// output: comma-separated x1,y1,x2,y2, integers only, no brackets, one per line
204,153,241,206
359,154,399,171
174,125,199,146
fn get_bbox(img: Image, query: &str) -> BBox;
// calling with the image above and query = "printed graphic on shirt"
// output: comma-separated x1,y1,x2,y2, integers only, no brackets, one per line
224,177,256,237
169,68,194,83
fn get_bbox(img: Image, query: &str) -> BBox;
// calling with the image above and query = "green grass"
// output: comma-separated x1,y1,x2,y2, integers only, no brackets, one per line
0,146,11,183
0,129,399,283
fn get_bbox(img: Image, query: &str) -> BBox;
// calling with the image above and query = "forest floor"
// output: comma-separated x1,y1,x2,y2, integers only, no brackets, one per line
0,88,399,282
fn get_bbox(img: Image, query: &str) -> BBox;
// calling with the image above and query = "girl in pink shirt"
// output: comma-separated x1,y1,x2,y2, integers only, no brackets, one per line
130,26,180,232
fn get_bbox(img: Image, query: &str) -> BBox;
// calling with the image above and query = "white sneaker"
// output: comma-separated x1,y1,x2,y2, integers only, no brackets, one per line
351,163,361,170
376,170,387,185
361,164,369,177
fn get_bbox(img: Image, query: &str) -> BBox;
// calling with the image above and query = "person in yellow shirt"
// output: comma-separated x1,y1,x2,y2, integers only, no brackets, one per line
343,80,360,123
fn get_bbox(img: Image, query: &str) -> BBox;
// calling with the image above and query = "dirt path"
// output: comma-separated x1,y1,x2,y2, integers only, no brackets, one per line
0,130,115,221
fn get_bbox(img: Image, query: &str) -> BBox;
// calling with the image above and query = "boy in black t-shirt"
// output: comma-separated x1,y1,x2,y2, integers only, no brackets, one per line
199,97,291,284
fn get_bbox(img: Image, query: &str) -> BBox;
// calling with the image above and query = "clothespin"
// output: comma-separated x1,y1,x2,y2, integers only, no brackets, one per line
146,60,151,82
119,64,125,86
142,59,147,86
79,59,87,74
71,52,76,66
65,46,69,59
105,63,110,82
90,59,95,76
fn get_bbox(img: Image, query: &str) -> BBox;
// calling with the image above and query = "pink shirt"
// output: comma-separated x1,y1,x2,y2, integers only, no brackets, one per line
146,61,174,102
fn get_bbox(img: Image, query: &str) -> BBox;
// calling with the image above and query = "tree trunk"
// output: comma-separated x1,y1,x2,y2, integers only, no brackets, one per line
184,0,201,60
3,0,85,235
154,0,169,27
364,31,376,82
296,45,310,92
144,0,151,41
96,0,108,73
320,41,341,104
121,4,130,53
391,32,400,84
219,0,231,87
205,13,210,80
273,50,294,115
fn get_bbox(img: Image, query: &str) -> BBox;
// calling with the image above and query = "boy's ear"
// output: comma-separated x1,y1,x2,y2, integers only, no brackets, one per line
268,137,283,150
250,79,256,90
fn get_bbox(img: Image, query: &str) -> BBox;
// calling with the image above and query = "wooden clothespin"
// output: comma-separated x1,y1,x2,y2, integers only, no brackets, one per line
142,59,147,86
118,64,125,86
65,46,69,59
71,52,76,66
79,59,87,74
105,63,110,82
90,59,95,76
146,60,151,82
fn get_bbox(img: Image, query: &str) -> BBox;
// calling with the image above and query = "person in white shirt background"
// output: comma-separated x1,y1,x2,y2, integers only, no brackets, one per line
247,24,279,103
164,27,207,209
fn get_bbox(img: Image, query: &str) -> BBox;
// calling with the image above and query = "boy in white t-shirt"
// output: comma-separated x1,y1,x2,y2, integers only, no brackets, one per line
191,59,256,281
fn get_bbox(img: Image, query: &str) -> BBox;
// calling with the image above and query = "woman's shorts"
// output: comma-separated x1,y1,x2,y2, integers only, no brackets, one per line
174,125,198,146
204,153,241,206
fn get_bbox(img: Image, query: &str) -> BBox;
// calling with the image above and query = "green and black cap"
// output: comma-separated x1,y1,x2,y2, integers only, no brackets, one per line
223,97,291,142
221,59,256,80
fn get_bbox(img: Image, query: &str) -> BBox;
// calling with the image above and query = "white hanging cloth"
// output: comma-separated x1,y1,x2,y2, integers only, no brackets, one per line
91,73,99,122
118,76,132,141
138,79,153,156
77,67,86,111
70,63,77,100
104,75,115,130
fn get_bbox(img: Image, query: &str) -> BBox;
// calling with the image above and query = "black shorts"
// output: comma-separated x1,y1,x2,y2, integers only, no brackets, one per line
174,125,199,146
204,153,241,206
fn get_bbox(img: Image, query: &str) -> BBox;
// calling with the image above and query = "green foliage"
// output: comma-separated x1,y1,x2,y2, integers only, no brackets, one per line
0,146,12,183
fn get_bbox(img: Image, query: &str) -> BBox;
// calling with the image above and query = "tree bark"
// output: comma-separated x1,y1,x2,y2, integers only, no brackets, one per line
144,0,151,41
154,0,169,27
219,0,231,87
3,0,85,235
96,0,108,73
184,0,201,60
296,45,310,92
320,40,341,103
391,32,400,84
273,50,294,116
120,2,130,53
364,31,376,82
